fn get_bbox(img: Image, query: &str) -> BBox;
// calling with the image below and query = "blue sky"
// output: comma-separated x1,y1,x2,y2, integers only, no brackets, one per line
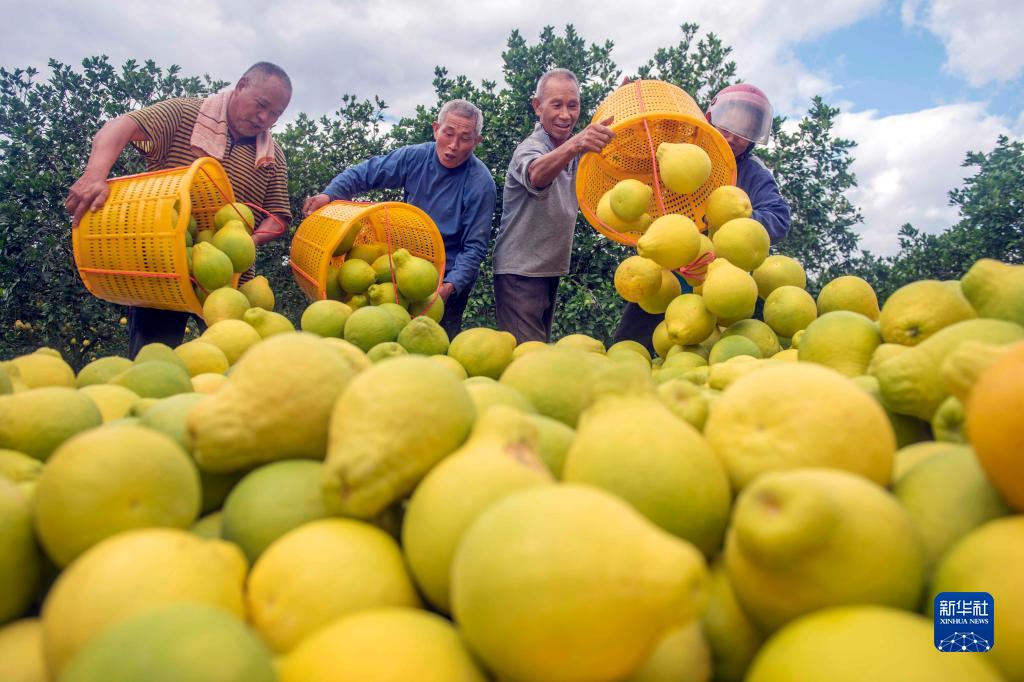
2,0,1022,256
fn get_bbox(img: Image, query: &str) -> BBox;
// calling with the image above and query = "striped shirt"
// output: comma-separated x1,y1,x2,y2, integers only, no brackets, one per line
126,97,292,230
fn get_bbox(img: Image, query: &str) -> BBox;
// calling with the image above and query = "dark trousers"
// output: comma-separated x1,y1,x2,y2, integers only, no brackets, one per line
439,284,472,340
612,303,663,355
127,306,204,359
494,274,560,344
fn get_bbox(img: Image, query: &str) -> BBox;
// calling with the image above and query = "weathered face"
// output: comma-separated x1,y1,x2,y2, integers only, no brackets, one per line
432,113,482,169
227,75,291,139
718,128,752,158
532,76,581,145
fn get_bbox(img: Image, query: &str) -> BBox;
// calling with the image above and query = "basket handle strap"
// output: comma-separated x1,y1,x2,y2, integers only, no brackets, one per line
197,165,288,237
378,204,444,317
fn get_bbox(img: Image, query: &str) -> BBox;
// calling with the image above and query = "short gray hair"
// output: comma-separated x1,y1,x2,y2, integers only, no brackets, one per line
437,99,483,136
534,68,580,100
243,62,292,90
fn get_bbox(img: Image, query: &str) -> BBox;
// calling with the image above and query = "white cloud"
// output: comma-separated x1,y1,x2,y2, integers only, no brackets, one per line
901,0,1024,86
835,102,1013,255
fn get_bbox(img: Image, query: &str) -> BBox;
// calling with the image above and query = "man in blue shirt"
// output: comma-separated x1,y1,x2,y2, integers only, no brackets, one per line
612,83,791,352
303,99,497,337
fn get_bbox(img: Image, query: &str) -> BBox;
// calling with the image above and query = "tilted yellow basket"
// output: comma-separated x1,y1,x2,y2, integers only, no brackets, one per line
289,200,446,302
576,79,738,245
72,157,238,316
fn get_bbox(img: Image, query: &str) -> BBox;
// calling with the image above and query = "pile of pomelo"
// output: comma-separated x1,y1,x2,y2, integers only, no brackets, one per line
2,231,1023,680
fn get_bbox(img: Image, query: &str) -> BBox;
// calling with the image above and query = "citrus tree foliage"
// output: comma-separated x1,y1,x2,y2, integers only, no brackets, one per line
0,57,225,363
847,136,1024,300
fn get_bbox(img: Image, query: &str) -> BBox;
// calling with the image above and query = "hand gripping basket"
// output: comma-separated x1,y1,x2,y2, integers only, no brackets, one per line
576,79,738,246
289,200,446,302
72,157,239,316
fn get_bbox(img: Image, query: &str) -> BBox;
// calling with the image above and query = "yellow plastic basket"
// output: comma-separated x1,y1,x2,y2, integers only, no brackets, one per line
576,79,737,245
72,157,238,316
290,200,446,301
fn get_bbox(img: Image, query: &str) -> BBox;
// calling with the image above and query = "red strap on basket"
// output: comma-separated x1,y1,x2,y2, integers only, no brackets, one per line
78,268,179,279
198,165,288,237
377,204,442,317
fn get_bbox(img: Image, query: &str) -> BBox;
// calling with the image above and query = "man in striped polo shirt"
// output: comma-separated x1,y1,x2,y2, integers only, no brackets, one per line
65,62,293,357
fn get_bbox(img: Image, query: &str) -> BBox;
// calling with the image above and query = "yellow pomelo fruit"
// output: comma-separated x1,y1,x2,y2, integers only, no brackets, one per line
32,424,200,566
75,355,131,387
665,293,716,346
726,469,924,633
300,299,352,338
764,285,817,337
8,352,75,388
816,275,880,320
191,372,229,394
928,516,1024,680
892,441,968,483
655,378,710,431
366,341,407,363
879,279,977,346
378,301,411,326
324,264,344,301
867,341,909,375
200,319,263,365
597,191,653,233
0,479,41,624
174,339,229,377
194,229,215,245
528,412,576,478
110,360,193,399
321,337,373,375
707,356,771,390
211,225,256,273
614,255,664,302
499,347,597,426
238,274,275,310
961,257,1024,325
247,518,420,653
323,356,475,518
932,395,966,442
411,293,444,322
429,352,469,379
243,308,296,338
894,447,1011,575
370,253,393,283
280,608,486,682
773,347,799,362
41,528,247,678
331,222,361,257
876,318,1024,421
62,603,276,682
447,327,517,379
134,342,188,370
705,185,753,234
797,311,881,376
704,363,896,490
624,622,712,682
637,214,702,270
343,305,403,352
941,340,1011,403
965,340,1024,511
78,383,139,422
657,142,711,194
391,248,440,301
347,242,386,264
608,339,653,362
202,286,250,324
700,559,763,682
402,407,552,611
564,391,731,556
701,261,758,321
191,510,222,538
652,320,674,358
746,606,1004,682
555,333,605,354
850,375,932,450
191,242,234,291
397,315,450,355
190,332,356,473
0,387,102,461
639,269,683,314
338,258,376,294
214,203,255,232
463,376,536,415
0,448,43,493
452,484,709,682
721,318,781,359
220,459,333,563
0,618,46,682
752,254,807,299
609,178,654,221
712,217,770,272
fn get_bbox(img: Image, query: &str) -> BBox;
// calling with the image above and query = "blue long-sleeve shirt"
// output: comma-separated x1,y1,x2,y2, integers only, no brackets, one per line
323,142,497,296
736,148,791,244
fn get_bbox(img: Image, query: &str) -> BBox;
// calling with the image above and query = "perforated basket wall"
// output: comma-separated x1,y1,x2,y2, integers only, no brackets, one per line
72,157,237,316
289,200,446,302
576,80,737,245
